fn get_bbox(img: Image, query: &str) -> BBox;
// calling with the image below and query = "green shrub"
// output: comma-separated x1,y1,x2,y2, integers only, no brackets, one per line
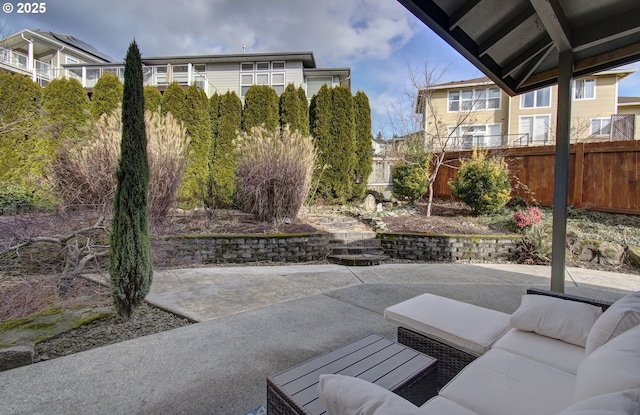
235,126,316,222
144,86,163,113
0,181,33,214
353,91,373,200
161,82,186,120
42,77,91,143
279,83,305,133
449,149,511,214
90,73,123,119
392,160,429,202
242,85,279,132
297,86,310,136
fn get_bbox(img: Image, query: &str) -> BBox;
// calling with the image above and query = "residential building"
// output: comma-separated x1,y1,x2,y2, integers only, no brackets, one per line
0,29,350,98
416,69,640,150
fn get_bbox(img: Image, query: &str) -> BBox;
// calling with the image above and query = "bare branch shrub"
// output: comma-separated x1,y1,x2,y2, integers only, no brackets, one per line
50,108,189,221
235,126,316,222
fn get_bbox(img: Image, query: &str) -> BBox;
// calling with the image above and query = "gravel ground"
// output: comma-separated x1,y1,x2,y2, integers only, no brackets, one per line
34,303,193,362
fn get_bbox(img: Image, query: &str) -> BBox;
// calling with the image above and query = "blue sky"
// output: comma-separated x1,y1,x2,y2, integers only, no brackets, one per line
4,0,640,137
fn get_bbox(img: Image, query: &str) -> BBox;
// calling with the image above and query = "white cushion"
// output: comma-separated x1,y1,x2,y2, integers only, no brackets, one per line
384,293,511,355
420,396,478,415
586,291,640,355
510,294,602,347
440,349,576,415
575,324,640,402
558,389,640,415
493,328,585,374
317,374,423,415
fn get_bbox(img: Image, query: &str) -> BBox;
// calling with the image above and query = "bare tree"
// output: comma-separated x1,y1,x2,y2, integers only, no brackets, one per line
387,60,483,216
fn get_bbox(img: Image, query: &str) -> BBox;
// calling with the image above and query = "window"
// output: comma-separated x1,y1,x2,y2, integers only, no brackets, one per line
65,56,82,79
306,76,333,97
272,73,285,94
448,124,502,149
591,118,611,136
241,63,254,71
521,87,551,108
241,73,253,96
272,61,285,70
193,64,206,72
448,87,501,112
519,115,551,145
575,79,595,100
256,62,269,71
256,73,269,85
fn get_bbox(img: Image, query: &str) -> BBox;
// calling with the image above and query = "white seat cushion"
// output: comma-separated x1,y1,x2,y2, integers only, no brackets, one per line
493,328,585,374
420,396,479,415
575,324,640,402
558,389,640,415
585,291,640,355
440,349,576,415
384,293,511,356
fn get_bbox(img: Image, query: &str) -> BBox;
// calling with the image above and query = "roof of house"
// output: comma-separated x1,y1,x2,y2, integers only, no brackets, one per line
618,96,640,105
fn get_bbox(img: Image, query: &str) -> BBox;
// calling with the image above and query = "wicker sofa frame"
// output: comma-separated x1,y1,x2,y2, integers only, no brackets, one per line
396,288,614,387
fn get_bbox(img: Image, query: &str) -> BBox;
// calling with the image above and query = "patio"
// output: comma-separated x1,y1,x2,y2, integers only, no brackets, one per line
0,263,636,414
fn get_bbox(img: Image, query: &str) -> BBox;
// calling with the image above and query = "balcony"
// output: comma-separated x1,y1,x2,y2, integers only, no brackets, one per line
0,47,55,86
62,63,210,94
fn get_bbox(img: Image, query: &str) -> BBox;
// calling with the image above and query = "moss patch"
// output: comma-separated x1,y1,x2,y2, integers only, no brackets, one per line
71,312,114,328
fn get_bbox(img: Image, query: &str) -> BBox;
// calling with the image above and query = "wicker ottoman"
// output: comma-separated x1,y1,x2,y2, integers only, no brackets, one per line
267,334,437,415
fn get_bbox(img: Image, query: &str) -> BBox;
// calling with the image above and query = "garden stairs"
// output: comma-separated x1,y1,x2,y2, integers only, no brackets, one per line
304,211,388,266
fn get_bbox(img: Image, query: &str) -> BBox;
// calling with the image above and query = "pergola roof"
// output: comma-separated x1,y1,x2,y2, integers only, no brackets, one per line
399,0,640,96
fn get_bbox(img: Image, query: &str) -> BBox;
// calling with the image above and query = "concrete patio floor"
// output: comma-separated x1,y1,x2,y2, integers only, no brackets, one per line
1,263,638,415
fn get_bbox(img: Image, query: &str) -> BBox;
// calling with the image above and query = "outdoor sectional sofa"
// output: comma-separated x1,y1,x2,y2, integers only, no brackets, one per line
317,288,640,415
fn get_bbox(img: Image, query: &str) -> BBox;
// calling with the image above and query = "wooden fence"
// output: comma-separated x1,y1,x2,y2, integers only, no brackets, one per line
431,140,640,215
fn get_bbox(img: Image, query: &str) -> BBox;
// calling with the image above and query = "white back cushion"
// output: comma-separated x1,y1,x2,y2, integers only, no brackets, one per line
559,389,640,415
511,294,602,347
575,324,640,402
586,291,640,355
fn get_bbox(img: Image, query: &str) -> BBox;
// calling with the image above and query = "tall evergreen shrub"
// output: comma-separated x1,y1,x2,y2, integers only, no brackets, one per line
279,83,304,133
327,86,356,203
297,86,309,136
161,82,186,120
42,77,90,144
90,73,123,119
144,86,163,113
109,41,153,321
309,84,333,202
209,91,241,207
242,85,279,132
353,91,373,200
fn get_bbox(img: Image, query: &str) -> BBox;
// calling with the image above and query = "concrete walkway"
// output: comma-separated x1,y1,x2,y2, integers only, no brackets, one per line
1,263,639,415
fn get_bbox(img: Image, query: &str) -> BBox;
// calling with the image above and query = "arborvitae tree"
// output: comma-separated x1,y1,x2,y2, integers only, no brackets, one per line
161,82,186,120
0,73,42,185
328,86,356,203
109,40,153,321
242,85,279,132
297,86,309,136
179,85,212,207
143,86,163,113
352,91,374,200
42,77,91,144
208,92,220,140
90,72,123,119
209,91,241,207
279,83,304,132
309,84,333,202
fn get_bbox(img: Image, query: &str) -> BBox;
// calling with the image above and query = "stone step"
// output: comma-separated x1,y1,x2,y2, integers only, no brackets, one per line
329,231,378,245
326,254,388,266
330,246,386,256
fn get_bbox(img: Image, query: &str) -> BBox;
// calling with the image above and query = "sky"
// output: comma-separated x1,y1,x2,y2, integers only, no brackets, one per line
4,0,640,137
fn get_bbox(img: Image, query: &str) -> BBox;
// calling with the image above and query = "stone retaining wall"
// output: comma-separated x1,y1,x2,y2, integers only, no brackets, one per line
151,233,332,266
378,232,522,262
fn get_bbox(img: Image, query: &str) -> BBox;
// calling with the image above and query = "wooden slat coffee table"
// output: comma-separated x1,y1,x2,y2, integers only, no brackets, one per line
267,334,437,415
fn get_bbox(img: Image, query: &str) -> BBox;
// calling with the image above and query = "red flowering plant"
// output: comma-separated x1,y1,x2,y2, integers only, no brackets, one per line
513,207,543,231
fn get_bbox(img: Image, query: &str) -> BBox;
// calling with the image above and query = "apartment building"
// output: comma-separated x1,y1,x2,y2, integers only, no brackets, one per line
416,69,640,150
0,29,350,98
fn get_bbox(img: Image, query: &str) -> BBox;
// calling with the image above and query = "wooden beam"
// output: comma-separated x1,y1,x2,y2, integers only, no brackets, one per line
572,6,640,52
515,44,555,89
502,35,553,78
449,0,482,30
478,5,535,57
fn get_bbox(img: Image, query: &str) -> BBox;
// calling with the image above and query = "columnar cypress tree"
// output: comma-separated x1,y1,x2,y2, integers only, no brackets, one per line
297,86,309,136
353,91,374,200
279,83,303,132
328,86,356,203
209,91,241,207
309,84,333,201
109,40,153,321
179,85,212,207
90,72,123,119
242,85,279,132
143,86,163,113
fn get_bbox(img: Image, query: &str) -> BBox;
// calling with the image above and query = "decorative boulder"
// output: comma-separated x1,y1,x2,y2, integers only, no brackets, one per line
627,246,640,268
573,239,625,266
363,194,376,212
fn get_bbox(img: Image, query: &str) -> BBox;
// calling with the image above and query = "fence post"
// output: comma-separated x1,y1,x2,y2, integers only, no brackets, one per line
572,143,585,208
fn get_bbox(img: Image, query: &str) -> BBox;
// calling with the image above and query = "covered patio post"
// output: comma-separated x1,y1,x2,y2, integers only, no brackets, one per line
550,50,574,293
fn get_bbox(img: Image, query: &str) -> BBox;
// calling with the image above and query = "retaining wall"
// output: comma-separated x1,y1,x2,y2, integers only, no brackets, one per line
378,232,522,262
151,233,333,266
